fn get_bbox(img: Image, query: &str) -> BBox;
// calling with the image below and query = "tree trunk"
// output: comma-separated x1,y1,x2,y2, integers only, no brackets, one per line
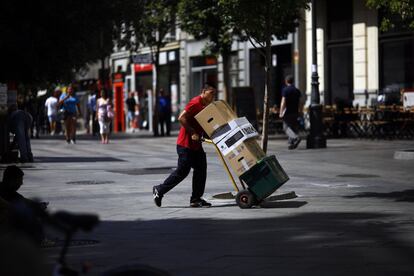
260,34,272,153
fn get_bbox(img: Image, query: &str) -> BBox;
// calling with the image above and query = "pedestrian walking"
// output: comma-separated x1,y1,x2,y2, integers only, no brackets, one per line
87,90,98,136
44,89,59,135
58,85,82,144
152,83,216,208
96,89,113,144
125,92,137,131
158,88,171,136
25,90,40,139
7,105,34,163
280,75,302,150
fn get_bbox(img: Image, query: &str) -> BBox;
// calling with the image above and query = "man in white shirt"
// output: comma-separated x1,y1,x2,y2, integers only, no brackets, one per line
44,89,59,135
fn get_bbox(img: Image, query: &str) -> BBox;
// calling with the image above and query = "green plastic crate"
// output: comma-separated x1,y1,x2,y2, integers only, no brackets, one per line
239,155,289,201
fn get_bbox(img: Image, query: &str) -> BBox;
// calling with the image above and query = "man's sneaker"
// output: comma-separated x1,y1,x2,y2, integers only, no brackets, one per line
288,137,301,150
153,186,162,207
190,199,212,208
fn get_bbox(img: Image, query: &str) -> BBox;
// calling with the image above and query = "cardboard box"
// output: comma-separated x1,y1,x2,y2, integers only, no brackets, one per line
216,124,259,156
225,138,266,176
195,100,237,137
211,117,256,143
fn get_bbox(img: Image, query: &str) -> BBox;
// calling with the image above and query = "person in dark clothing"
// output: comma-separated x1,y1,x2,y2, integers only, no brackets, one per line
126,92,137,130
280,75,302,150
0,166,47,245
158,88,171,136
152,83,216,208
25,90,40,139
8,105,34,162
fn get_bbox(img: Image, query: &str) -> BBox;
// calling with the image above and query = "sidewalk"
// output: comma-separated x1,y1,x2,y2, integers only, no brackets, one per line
4,137,414,275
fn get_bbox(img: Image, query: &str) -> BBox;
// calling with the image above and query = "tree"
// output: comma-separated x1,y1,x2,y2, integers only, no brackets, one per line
366,0,414,30
220,0,309,153
0,0,140,85
178,0,236,104
120,0,178,136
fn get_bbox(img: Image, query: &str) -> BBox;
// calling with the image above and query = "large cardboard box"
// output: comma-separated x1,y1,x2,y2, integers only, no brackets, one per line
216,124,259,156
225,138,266,176
195,100,237,137
211,117,257,143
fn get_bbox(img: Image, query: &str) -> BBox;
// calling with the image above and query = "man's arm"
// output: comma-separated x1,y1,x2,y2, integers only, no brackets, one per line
280,97,286,118
58,95,69,107
178,110,199,140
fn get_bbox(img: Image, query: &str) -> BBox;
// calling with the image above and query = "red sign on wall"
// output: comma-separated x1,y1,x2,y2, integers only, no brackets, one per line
134,64,153,72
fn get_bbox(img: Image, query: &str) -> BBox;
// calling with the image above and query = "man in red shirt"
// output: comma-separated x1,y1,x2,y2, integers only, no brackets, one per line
153,83,216,207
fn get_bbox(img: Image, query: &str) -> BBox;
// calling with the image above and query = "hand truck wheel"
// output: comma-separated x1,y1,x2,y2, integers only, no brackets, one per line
236,190,256,209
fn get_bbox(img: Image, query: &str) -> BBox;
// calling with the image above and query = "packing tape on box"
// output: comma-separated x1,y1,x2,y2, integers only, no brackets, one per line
240,158,249,171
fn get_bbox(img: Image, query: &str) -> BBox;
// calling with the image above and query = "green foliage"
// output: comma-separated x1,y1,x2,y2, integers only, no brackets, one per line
366,0,414,30
121,0,178,59
219,0,310,45
0,0,142,84
178,0,235,55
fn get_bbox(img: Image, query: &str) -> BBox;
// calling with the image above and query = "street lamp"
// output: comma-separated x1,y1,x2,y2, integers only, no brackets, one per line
306,0,326,149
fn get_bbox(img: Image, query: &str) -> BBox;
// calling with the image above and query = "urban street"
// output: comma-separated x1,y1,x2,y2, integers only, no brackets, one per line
8,133,414,276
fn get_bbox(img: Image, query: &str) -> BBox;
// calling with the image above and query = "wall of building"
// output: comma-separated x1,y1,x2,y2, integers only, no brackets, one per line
305,0,383,107
353,0,379,107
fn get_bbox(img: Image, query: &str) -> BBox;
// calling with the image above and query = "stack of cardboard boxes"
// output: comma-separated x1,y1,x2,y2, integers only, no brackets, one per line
195,100,266,177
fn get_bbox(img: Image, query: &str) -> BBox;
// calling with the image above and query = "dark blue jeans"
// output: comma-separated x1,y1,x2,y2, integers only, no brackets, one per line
10,112,33,161
157,145,207,202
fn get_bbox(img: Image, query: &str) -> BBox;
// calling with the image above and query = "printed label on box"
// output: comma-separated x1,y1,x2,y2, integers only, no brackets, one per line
217,124,259,156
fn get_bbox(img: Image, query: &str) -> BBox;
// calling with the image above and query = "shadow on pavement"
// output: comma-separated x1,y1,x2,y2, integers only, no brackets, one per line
162,203,238,208
259,200,307,208
34,156,126,163
161,200,307,209
344,189,414,202
43,212,414,275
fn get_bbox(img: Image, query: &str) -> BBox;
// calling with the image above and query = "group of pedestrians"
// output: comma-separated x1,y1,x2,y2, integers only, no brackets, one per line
45,86,114,144
125,89,172,136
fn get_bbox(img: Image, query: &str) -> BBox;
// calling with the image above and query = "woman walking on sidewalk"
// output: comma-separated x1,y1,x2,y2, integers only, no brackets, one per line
58,85,81,144
96,89,113,144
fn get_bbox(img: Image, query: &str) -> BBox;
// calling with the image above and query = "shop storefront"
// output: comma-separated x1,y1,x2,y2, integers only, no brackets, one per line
112,72,125,132
249,44,293,111
379,18,414,102
132,49,181,130
190,56,218,98
325,0,354,106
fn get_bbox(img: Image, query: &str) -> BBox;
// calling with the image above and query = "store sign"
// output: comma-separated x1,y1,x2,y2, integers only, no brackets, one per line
134,64,153,72
159,52,167,65
168,51,176,62
132,53,152,64
205,57,217,65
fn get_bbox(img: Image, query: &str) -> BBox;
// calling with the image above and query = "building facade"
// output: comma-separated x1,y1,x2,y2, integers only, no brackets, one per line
306,0,414,108
109,0,414,132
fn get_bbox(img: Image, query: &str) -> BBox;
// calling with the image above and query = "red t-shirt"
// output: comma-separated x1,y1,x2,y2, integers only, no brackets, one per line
176,95,205,150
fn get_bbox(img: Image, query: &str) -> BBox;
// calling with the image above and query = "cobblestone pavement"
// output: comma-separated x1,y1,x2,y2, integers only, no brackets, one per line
3,134,414,275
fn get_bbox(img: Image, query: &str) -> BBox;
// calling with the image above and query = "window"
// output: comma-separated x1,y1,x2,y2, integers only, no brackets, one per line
229,52,239,87
379,10,414,91
327,1,352,41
